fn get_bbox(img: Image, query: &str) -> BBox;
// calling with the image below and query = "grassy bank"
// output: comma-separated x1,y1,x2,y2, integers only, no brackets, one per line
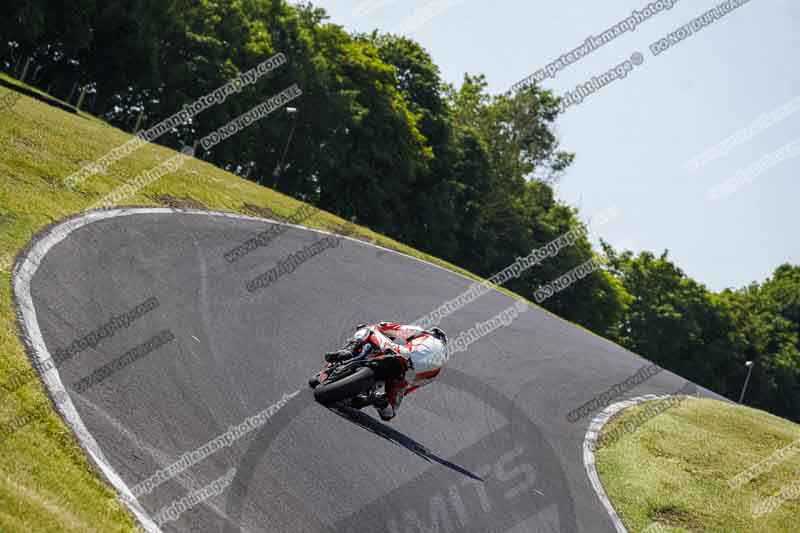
596,397,800,532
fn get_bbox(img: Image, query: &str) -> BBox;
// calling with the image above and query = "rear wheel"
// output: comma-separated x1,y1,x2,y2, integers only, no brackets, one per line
313,367,375,405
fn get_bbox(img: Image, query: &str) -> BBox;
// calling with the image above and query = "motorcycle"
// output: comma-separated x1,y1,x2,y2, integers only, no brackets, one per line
309,334,405,409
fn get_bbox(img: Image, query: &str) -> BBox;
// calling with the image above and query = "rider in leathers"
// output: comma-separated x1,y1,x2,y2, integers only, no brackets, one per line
325,323,448,421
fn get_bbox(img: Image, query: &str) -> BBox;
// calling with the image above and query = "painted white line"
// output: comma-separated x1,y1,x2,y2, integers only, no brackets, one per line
13,209,168,532
582,394,676,533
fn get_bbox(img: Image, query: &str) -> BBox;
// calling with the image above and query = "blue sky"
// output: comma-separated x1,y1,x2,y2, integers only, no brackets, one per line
298,0,799,292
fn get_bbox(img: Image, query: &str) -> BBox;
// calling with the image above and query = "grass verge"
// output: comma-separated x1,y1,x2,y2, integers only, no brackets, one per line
595,397,800,532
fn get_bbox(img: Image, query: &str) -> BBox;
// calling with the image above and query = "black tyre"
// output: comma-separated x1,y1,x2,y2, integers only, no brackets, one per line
313,367,375,405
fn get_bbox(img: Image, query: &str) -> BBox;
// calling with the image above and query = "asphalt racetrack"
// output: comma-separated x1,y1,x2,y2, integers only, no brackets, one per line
13,209,722,532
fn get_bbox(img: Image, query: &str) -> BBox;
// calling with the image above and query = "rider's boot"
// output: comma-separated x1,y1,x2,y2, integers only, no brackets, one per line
375,380,405,421
377,404,395,421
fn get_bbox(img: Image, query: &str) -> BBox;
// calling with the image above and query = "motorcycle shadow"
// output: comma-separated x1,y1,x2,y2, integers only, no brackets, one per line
327,406,483,482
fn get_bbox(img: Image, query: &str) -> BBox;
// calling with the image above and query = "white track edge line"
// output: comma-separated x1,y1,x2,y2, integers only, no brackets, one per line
582,394,683,533
13,209,170,532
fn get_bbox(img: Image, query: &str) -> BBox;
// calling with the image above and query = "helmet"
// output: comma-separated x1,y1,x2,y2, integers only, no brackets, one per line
430,327,447,344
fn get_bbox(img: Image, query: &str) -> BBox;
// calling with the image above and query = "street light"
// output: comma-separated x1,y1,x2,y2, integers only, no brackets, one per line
271,107,298,188
738,360,754,404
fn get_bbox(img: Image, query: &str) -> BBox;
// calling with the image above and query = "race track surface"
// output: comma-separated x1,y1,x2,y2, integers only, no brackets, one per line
13,209,723,532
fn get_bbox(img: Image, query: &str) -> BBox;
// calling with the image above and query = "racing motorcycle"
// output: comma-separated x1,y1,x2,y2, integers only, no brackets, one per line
308,329,405,409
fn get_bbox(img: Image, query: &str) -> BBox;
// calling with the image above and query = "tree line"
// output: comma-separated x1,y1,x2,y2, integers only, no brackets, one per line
2,0,797,421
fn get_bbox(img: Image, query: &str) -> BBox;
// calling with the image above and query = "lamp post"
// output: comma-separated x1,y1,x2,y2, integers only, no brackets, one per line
271,106,298,188
738,360,754,404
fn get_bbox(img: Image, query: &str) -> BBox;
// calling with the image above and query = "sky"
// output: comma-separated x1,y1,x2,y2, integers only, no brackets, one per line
294,0,799,292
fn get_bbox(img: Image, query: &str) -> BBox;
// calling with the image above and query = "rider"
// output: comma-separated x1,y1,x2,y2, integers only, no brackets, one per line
324,322,449,421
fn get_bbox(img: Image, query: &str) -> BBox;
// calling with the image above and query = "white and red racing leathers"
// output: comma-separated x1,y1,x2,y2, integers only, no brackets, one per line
365,322,448,420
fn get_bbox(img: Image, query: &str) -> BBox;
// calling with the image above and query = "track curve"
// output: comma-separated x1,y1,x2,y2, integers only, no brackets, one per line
13,208,722,532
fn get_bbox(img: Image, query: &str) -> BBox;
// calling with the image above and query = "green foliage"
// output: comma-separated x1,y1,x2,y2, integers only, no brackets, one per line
604,242,800,421
718,266,800,419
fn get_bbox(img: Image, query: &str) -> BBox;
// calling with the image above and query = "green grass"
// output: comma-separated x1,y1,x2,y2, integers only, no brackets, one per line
0,78,549,530
595,397,800,532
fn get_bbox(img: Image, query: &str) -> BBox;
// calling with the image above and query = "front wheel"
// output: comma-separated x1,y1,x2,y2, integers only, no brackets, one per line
313,367,375,405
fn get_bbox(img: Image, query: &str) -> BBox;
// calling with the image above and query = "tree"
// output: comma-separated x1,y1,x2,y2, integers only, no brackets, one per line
602,245,742,393
720,266,800,420
369,33,459,258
